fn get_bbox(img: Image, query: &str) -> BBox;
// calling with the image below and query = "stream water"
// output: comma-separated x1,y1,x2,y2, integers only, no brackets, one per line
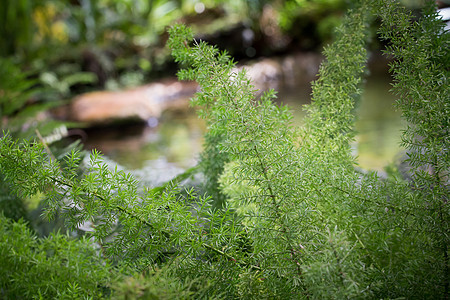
83,61,405,184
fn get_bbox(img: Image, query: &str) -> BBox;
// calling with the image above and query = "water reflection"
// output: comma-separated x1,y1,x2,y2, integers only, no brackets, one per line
83,109,205,170
356,74,405,170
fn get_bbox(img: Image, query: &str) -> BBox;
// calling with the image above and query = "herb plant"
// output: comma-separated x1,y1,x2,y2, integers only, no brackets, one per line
0,0,448,298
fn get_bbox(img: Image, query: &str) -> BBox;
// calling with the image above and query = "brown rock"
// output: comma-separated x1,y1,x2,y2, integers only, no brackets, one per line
70,79,198,124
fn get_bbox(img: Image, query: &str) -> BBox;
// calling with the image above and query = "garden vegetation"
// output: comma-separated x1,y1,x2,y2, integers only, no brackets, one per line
0,0,448,298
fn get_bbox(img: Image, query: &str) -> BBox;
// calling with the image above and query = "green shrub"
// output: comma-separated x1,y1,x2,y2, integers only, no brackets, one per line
0,214,114,299
0,0,448,298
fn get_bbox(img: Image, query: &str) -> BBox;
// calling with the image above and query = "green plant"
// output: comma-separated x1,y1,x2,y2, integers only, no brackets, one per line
377,0,449,296
0,133,250,297
168,0,376,293
0,213,115,299
0,0,448,298
0,55,87,224
0,0,34,57
0,58,41,136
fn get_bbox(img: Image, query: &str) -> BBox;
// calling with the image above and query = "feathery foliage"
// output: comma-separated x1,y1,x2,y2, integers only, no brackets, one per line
0,0,448,298
0,214,114,299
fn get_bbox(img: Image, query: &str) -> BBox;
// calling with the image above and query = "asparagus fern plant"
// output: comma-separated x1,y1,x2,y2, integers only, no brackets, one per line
0,0,448,298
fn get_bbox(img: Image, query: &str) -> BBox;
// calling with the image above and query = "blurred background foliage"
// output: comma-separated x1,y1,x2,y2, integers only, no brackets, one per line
0,0,358,132
0,0,427,106
1,0,352,93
